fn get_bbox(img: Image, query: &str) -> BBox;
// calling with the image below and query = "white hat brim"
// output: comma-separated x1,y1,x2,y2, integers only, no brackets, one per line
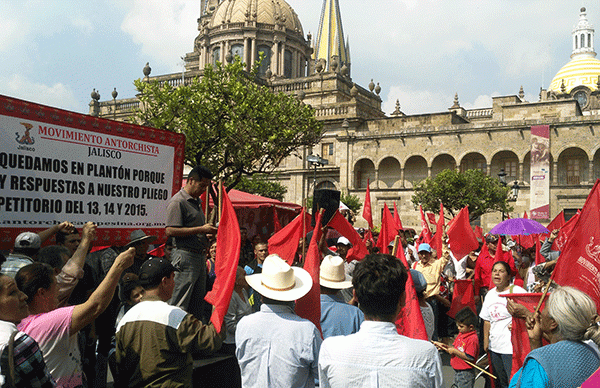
246,266,313,301
319,274,353,289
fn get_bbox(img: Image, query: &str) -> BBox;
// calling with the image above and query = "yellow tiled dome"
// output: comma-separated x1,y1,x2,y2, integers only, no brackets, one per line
549,55,600,93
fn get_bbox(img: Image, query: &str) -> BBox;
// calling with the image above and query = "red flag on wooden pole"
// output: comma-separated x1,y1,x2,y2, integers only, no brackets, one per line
430,203,445,255
295,209,323,336
503,293,548,378
552,180,600,313
328,210,369,261
362,179,373,229
272,205,282,233
205,186,241,333
376,203,397,254
393,202,403,230
417,205,433,245
447,279,476,318
392,237,428,340
551,210,580,252
268,209,313,264
446,207,479,260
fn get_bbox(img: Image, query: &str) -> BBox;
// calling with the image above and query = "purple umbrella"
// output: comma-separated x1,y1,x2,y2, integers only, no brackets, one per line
489,218,550,236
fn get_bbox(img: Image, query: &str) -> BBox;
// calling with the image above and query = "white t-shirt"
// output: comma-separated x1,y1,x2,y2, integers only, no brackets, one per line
479,285,526,354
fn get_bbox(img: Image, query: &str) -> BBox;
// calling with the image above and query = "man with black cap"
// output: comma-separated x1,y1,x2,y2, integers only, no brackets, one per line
166,165,218,320
115,257,224,388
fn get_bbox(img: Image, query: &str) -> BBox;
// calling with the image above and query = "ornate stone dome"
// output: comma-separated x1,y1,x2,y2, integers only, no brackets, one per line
208,0,304,35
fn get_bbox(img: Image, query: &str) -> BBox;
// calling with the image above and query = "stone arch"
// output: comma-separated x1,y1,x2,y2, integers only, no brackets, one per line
557,147,589,185
378,156,401,188
594,148,600,181
403,155,428,188
459,152,487,174
354,158,375,189
431,154,457,177
316,180,337,191
491,150,520,183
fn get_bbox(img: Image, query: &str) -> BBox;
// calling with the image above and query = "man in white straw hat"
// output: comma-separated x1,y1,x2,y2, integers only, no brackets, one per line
318,253,443,388
319,255,364,339
235,254,322,388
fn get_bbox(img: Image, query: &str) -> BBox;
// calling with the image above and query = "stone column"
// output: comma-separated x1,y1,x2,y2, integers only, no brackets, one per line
589,160,594,183
272,41,279,75
251,38,256,67
552,161,558,185
400,167,405,188
280,42,286,76
486,163,492,176
220,42,225,63
427,166,432,178
518,162,524,183
243,38,249,70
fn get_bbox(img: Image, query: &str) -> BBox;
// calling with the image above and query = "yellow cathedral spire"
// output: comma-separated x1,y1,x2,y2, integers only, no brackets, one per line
314,0,350,74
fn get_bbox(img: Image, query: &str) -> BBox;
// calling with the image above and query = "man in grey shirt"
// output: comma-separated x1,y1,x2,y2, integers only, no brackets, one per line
166,165,217,320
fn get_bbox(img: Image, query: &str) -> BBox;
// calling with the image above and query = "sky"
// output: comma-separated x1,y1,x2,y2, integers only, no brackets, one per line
0,0,594,116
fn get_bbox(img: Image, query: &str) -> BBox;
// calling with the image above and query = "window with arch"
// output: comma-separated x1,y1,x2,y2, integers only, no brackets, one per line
284,50,293,78
588,34,592,48
212,47,221,66
257,45,271,76
316,181,336,191
581,34,585,48
231,44,244,60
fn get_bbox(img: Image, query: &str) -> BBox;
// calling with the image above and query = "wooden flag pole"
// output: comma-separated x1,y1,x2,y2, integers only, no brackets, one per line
204,185,210,216
391,235,400,257
463,359,497,380
217,180,223,224
301,199,307,266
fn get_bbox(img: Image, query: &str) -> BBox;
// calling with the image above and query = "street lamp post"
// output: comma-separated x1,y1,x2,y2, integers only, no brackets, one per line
498,168,508,220
307,154,328,198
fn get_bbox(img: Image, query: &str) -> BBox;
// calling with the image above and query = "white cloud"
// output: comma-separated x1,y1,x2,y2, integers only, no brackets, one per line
3,74,78,111
0,18,22,52
383,85,455,115
71,17,94,34
120,0,198,72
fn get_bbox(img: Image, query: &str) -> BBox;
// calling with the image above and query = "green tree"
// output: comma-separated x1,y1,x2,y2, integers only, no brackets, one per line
411,169,512,221
340,191,362,213
230,175,287,201
134,57,323,189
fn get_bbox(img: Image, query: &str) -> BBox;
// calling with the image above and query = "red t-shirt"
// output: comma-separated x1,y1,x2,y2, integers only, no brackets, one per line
451,330,479,370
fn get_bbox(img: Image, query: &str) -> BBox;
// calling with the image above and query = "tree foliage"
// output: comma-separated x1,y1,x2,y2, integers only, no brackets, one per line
340,191,362,213
229,175,287,202
134,57,323,189
411,169,513,221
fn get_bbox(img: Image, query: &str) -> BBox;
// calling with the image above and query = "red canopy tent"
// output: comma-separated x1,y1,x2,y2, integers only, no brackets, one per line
205,188,302,242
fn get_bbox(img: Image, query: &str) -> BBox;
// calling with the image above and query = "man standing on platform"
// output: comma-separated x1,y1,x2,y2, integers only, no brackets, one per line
166,165,217,320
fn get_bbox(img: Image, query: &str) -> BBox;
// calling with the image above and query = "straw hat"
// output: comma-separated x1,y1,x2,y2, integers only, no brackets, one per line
246,254,312,301
319,255,352,289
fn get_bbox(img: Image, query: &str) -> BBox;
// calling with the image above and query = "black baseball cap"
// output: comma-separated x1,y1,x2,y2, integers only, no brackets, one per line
139,257,179,288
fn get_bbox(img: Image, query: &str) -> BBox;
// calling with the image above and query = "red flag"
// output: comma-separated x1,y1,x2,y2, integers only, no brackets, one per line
393,202,403,230
362,179,373,228
551,210,580,252
394,241,428,340
295,210,323,336
148,243,165,257
205,187,241,333
426,212,437,225
523,211,528,219
430,203,445,255
376,203,397,255
535,237,545,265
418,205,433,244
328,210,369,261
447,279,476,319
547,211,566,232
268,209,313,265
272,206,282,233
553,180,600,313
446,207,479,260
503,293,548,378
474,225,484,242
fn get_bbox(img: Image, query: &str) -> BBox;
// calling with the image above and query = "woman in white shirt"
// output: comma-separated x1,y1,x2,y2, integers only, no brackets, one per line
480,260,526,388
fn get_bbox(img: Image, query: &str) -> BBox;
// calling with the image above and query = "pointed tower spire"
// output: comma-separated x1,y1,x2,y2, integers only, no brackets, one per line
314,0,350,75
571,7,596,59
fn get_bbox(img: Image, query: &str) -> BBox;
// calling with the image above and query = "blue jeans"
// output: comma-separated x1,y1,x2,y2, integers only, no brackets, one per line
454,368,476,388
169,248,206,320
489,351,512,388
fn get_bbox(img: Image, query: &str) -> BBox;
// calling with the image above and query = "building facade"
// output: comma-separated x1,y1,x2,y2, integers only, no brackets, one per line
93,2,600,231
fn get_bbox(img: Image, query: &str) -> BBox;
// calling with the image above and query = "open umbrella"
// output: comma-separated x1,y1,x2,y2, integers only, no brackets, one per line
489,218,549,236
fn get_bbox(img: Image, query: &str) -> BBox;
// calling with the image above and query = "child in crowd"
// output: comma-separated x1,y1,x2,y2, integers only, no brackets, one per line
433,307,479,388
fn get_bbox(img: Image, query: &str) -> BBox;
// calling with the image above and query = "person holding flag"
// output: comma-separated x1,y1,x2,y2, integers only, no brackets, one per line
508,286,600,388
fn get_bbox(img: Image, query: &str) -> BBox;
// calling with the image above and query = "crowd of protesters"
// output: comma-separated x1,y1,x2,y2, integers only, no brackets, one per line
1,165,600,388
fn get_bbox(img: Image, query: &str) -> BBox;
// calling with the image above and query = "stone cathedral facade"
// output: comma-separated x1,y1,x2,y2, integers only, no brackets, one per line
93,2,600,230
